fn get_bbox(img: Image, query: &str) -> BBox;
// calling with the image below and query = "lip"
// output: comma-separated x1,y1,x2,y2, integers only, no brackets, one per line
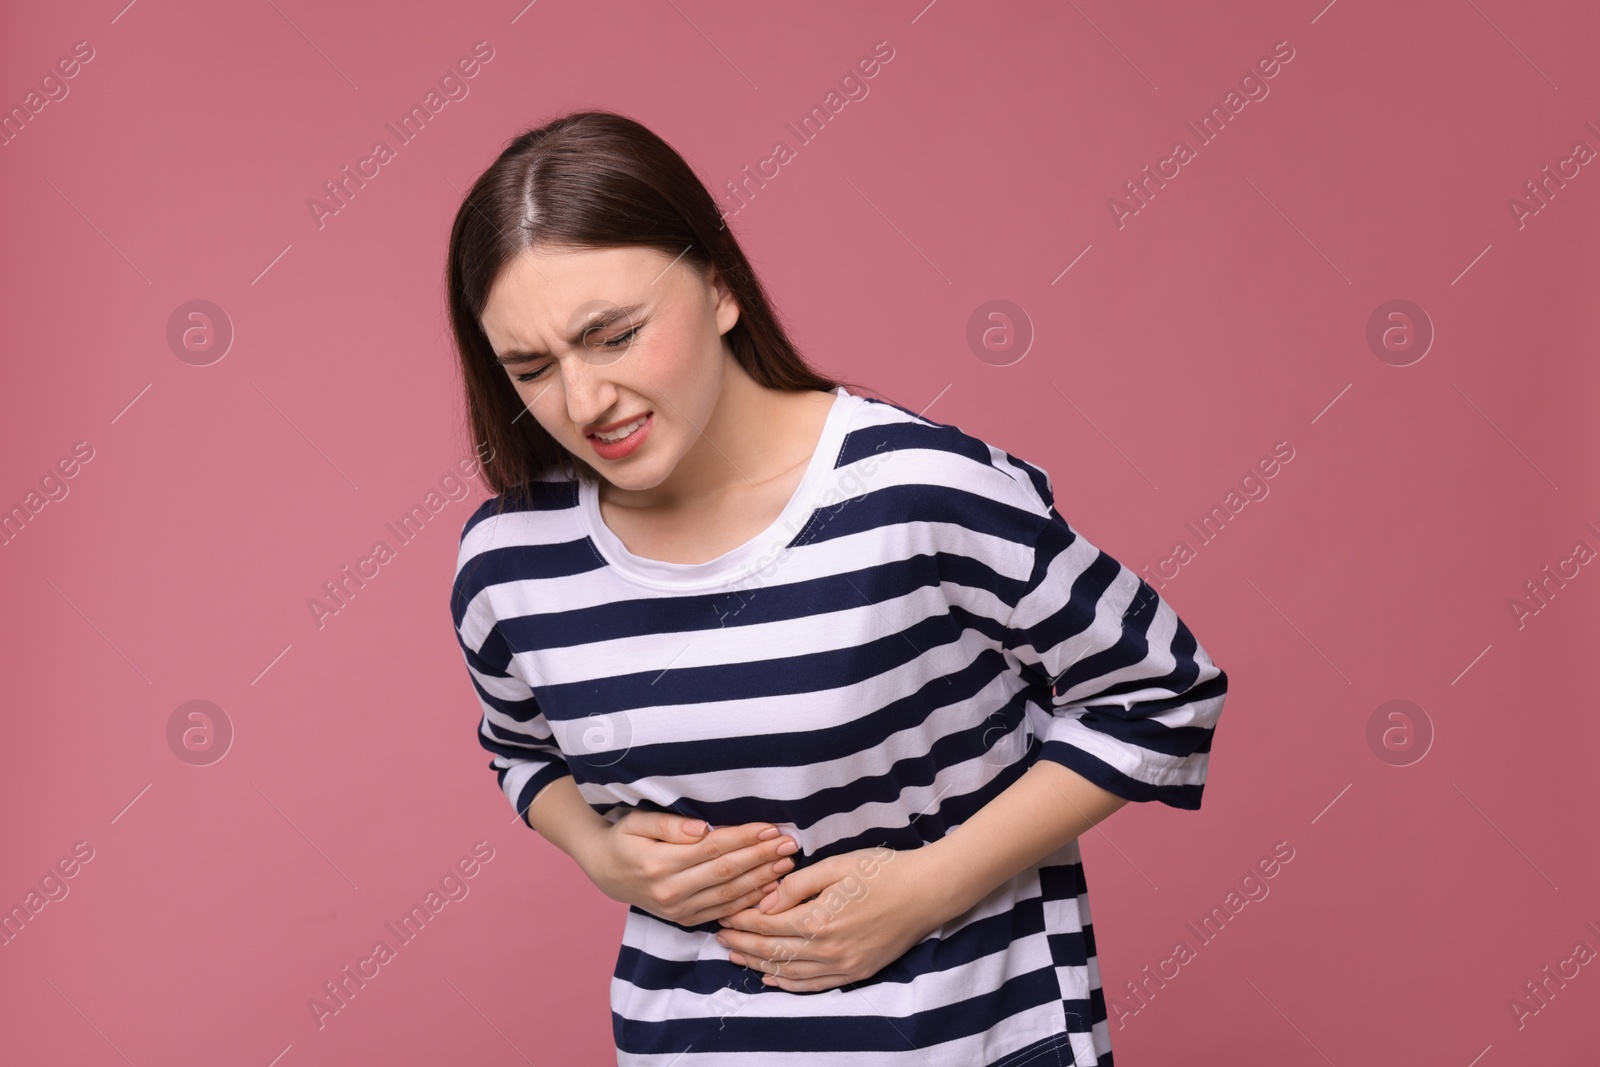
587,412,653,460
586,411,652,435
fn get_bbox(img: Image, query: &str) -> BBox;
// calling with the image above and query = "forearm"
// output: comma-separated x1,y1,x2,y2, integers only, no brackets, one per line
522,774,611,874
922,759,1130,925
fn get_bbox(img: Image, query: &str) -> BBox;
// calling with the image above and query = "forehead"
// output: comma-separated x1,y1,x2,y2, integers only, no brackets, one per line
479,244,679,348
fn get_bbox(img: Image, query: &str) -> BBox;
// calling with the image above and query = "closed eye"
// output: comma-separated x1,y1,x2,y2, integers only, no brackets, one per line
514,326,640,383
594,325,639,350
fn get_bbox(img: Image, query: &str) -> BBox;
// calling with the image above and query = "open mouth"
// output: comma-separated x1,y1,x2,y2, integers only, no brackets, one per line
589,413,651,443
587,412,654,458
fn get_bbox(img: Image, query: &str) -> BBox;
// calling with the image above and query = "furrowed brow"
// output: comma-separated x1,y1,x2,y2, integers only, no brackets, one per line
494,302,647,365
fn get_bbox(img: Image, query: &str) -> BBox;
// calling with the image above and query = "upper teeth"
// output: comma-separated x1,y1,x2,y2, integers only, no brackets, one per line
595,416,647,442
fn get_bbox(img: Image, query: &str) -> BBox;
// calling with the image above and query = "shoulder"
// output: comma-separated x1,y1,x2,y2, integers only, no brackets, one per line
841,392,1055,526
451,469,584,627
456,471,581,555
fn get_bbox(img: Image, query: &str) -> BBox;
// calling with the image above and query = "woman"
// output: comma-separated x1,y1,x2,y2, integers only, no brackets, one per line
445,110,1227,1066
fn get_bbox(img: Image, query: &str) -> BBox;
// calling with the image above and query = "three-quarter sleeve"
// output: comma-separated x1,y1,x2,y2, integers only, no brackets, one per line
1001,470,1228,810
452,510,572,830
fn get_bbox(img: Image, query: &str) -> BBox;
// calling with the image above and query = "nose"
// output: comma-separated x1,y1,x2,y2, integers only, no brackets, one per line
561,355,620,433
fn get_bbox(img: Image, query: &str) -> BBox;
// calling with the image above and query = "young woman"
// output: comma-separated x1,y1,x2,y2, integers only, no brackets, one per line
445,110,1228,1066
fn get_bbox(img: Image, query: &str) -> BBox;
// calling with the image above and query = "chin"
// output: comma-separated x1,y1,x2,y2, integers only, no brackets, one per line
609,465,669,492
577,445,657,484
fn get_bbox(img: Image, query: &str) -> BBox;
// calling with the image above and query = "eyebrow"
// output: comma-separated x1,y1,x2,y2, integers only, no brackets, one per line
493,302,648,365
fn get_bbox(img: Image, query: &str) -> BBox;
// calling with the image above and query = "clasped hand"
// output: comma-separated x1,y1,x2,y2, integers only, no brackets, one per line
581,809,802,928
714,843,946,993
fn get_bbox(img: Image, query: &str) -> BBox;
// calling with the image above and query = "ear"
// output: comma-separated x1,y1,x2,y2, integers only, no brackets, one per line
707,263,741,337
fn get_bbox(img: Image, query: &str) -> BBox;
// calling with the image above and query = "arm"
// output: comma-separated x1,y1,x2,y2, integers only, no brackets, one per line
720,474,1227,990
720,761,1132,989
521,775,612,868
456,604,803,926
525,776,805,925
451,516,806,927
915,487,1225,920
753,492,1224,924
917,759,1129,926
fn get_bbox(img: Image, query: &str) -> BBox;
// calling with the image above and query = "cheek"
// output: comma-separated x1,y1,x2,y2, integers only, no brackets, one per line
509,376,562,431
645,322,714,385
651,329,719,403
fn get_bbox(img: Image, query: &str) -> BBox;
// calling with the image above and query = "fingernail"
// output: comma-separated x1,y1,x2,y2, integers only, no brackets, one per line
716,935,728,947
774,858,794,873
776,839,799,855
758,892,776,912
686,820,707,835
757,827,780,840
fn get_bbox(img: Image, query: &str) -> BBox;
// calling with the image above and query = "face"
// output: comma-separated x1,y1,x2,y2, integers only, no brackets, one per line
478,244,740,492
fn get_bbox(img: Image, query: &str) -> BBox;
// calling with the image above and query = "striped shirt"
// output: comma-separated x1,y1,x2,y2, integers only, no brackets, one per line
451,385,1228,1066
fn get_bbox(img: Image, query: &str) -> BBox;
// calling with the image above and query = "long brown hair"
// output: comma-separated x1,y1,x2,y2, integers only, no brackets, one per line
444,109,875,505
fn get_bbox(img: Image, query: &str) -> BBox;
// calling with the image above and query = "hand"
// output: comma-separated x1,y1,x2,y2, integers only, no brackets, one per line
713,844,945,993
578,809,801,928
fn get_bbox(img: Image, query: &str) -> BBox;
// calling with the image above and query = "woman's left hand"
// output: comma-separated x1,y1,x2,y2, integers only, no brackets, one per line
713,843,951,993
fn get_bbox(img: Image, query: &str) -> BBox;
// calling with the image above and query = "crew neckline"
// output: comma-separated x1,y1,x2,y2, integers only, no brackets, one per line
578,386,857,591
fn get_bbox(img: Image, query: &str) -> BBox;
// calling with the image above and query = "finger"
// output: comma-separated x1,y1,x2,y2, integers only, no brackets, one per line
618,809,710,844
762,971,853,992
755,861,832,915
659,844,787,919
716,923,821,966
694,821,783,864
687,836,798,896
723,944,838,981
682,883,770,927
715,859,793,911
730,851,798,894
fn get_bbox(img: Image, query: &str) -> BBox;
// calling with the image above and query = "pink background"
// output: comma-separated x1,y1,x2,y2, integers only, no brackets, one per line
4,1,1598,1063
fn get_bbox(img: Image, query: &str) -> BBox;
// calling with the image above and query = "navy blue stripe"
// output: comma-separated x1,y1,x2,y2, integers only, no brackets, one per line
496,545,1029,654
617,904,1065,1055
835,408,996,472
452,538,604,628
505,760,570,825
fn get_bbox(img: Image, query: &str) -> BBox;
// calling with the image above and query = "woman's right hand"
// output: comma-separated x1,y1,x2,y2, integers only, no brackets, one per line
578,810,802,928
